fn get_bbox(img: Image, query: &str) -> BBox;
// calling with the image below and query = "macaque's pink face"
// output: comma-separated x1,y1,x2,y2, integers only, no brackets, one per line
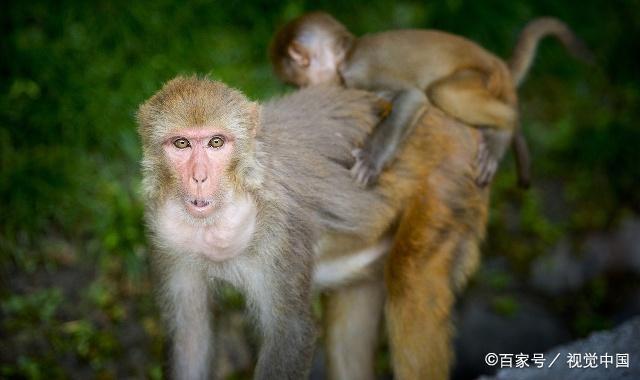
163,127,235,217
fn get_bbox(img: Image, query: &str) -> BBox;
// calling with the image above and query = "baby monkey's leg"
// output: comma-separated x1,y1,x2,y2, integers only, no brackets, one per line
428,70,517,187
351,88,428,187
511,126,531,188
475,129,512,187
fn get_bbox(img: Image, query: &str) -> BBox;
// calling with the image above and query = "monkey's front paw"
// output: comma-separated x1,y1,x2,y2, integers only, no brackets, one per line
351,149,382,187
475,144,498,188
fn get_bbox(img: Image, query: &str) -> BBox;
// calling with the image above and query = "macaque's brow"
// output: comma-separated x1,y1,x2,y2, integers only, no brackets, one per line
166,127,232,139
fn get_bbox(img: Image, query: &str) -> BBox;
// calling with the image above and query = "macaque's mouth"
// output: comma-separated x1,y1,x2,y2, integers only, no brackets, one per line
184,198,215,216
190,199,211,208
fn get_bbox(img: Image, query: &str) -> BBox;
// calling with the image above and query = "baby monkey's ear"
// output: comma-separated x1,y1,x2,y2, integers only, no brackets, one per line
288,41,310,67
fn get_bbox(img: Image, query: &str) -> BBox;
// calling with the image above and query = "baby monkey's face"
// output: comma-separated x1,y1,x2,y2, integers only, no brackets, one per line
284,61,313,87
289,55,341,87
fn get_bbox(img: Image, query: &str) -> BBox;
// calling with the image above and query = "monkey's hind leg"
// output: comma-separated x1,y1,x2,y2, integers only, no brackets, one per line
323,279,385,380
428,70,517,186
384,199,455,379
384,183,484,380
427,69,517,131
511,129,532,188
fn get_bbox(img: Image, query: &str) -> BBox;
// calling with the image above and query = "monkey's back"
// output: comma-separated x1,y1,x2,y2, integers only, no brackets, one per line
343,29,509,91
259,85,401,242
258,85,487,247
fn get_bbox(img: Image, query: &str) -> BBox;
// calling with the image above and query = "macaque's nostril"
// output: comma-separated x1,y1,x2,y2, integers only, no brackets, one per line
193,175,208,184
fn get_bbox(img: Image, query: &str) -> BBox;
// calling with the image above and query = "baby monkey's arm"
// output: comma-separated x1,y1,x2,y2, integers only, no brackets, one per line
351,88,428,186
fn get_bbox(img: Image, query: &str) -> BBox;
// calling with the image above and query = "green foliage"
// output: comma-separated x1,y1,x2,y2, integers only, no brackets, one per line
491,295,520,317
1,0,639,377
61,319,120,369
2,288,63,326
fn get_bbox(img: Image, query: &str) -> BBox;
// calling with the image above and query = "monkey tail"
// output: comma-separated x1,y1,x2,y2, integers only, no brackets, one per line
509,17,593,86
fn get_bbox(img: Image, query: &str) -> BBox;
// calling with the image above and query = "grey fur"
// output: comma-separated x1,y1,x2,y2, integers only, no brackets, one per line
139,78,399,379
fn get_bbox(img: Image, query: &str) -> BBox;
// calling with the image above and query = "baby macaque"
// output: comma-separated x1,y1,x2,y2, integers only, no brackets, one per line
270,12,592,187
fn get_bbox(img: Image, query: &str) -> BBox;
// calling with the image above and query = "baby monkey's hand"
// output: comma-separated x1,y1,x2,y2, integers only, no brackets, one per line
351,148,383,187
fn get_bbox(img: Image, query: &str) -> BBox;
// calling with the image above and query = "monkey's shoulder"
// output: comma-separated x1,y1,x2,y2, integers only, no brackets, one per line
257,88,395,235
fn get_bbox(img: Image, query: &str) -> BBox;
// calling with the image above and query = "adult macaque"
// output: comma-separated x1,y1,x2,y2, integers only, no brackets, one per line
137,76,401,379
270,13,592,188
318,107,490,380
138,76,489,379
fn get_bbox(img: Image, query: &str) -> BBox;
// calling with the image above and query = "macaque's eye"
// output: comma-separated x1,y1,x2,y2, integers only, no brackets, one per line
208,136,225,148
173,138,190,149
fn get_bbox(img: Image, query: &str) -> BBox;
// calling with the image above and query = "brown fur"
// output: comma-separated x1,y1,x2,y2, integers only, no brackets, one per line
138,77,389,379
510,17,593,86
508,17,592,188
266,13,590,380
138,76,490,379
270,11,526,188
316,103,488,380
384,109,488,379
360,18,589,378
270,12,355,86
271,13,590,190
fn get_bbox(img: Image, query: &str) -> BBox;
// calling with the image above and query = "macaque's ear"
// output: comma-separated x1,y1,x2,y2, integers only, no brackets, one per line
249,102,261,137
288,41,310,67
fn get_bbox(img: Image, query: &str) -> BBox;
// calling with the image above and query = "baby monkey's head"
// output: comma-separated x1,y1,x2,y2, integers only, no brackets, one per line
269,11,355,87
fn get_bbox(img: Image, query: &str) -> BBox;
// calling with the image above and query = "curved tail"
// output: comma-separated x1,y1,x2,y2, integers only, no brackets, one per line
509,17,593,86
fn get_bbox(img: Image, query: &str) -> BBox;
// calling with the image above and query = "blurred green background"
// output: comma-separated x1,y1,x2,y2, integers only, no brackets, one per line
1,0,639,379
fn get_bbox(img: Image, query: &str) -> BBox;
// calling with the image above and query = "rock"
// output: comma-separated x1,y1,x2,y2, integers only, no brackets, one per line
610,217,640,273
530,238,587,295
529,216,640,295
453,289,570,379
477,316,640,380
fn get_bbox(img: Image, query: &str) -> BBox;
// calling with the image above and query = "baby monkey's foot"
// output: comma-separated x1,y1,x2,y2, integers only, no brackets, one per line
351,148,382,187
475,141,498,188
